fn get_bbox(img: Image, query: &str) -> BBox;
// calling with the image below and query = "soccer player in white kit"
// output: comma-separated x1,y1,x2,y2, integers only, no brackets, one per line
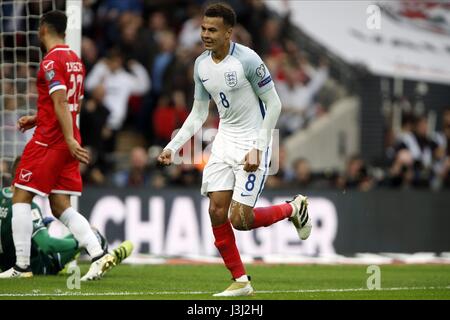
157,3,312,297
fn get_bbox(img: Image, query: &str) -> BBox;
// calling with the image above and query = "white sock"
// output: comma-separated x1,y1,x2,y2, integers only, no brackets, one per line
12,203,32,269
59,207,104,259
289,203,297,217
235,275,249,282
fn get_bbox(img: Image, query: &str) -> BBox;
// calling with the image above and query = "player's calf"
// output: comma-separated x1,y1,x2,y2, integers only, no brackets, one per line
230,200,294,230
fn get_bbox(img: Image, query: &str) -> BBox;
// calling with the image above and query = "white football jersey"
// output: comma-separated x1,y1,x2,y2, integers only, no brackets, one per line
194,42,274,162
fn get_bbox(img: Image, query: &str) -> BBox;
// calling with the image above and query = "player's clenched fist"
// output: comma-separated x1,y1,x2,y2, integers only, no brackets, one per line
17,115,37,133
243,148,262,172
157,149,173,166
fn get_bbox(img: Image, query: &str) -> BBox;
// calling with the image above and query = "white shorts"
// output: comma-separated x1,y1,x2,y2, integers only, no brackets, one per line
201,148,271,207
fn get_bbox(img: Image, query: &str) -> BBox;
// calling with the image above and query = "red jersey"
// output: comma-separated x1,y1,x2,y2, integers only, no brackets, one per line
34,44,85,149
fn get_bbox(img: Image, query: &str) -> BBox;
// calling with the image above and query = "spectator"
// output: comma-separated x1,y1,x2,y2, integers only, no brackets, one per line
152,91,189,146
95,1,144,52
178,5,203,50
114,146,151,187
147,145,168,189
80,85,111,175
394,115,444,187
231,24,253,48
336,155,374,191
80,147,107,186
276,57,329,136
388,149,415,189
262,17,284,55
81,36,99,74
148,10,169,38
85,48,150,154
139,30,178,142
167,162,202,187
150,30,178,99
81,0,100,39
434,108,450,188
117,11,156,69
292,158,313,188
386,111,416,161
289,157,332,189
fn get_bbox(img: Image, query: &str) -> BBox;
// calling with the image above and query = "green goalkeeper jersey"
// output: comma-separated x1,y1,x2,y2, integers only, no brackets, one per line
0,187,46,271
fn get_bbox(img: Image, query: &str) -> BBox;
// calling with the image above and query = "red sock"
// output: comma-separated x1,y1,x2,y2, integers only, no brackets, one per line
252,203,293,228
212,221,246,279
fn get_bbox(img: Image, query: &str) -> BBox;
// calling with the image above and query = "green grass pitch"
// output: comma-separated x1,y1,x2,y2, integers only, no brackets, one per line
0,264,449,300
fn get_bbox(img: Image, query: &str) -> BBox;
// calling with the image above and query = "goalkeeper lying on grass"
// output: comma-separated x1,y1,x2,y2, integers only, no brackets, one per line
0,161,133,276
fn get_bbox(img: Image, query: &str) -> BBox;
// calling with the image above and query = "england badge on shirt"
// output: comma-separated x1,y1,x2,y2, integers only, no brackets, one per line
224,71,237,87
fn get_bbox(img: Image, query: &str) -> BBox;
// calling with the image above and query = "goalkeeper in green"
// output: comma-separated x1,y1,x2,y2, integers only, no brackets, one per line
0,157,133,276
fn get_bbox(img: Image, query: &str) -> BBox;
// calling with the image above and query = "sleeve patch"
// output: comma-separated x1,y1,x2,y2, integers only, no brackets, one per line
45,70,55,81
258,75,272,88
256,64,266,78
42,60,55,71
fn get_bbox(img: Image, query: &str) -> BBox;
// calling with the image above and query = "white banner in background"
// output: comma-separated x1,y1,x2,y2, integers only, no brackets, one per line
265,0,450,84
89,196,338,257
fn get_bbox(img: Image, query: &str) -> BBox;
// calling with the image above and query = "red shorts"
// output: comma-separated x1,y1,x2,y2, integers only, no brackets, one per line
13,139,82,197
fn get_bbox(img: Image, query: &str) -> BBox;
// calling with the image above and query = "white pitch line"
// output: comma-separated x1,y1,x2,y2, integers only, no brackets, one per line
1,286,449,297
257,286,450,294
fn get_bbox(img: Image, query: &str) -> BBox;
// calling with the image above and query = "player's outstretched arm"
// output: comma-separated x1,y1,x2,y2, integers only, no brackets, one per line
51,89,90,164
157,99,209,166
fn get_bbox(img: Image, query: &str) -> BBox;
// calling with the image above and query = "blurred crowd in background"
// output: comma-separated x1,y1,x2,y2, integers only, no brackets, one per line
1,0,450,191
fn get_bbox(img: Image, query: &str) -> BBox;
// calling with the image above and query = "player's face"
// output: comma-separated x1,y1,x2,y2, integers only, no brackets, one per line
201,16,232,52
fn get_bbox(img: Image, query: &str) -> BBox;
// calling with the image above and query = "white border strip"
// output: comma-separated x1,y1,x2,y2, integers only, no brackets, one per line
35,141,48,147
1,286,449,297
51,189,82,196
49,84,67,95
14,183,48,197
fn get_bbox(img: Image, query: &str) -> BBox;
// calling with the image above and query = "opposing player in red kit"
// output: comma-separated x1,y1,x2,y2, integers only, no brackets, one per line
0,11,116,280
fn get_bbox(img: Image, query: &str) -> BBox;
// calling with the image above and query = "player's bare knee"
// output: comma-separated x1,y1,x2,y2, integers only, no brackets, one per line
209,205,228,225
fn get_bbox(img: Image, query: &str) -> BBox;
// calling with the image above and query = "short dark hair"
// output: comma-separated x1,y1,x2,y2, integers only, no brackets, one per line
40,10,67,37
204,2,236,27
